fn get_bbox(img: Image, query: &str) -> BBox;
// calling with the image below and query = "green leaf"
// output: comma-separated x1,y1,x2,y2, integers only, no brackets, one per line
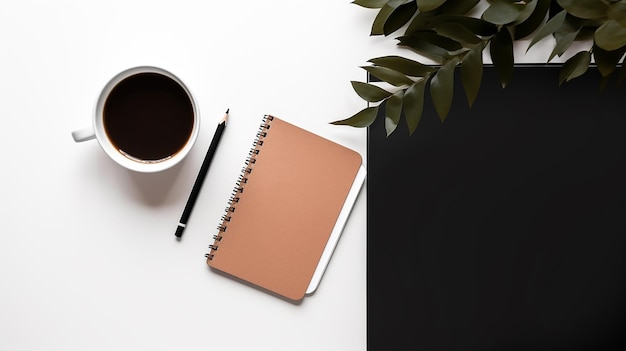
368,56,436,77
515,0,551,39
490,27,514,88
406,11,438,34
435,22,482,44
527,9,567,52
416,0,446,12
405,30,464,51
511,0,538,26
548,30,579,62
403,80,427,134
555,13,596,40
351,81,393,102
371,0,410,35
405,0,483,34
331,106,380,127
352,0,389,9
426,15,498,36
559,51,591,85
594,20,626,51
556,0,609,20
593,44,626,77
397,30,463,64
383,1,418,35
430,60,456,122
438,0,480,15
372,7,394,35
385,90,404,136
371,0,413,35
397,36,451,63
362,66,415,86
608,1,626,27
461,43,484,108
482,0,524,25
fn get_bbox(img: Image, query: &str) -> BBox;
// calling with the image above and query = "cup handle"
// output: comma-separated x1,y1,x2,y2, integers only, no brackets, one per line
71,127,96,143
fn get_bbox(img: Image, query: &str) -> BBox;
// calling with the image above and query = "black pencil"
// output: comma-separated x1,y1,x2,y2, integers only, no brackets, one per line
175,109,229,238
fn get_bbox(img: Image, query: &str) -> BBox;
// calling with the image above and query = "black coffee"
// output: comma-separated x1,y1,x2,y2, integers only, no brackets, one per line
103,72,194,161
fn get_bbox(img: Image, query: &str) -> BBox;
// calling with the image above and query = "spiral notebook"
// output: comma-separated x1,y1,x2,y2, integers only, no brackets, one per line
206,115,366,302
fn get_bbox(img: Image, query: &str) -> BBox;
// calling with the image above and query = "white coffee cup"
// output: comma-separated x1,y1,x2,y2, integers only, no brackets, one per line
72,66,200,173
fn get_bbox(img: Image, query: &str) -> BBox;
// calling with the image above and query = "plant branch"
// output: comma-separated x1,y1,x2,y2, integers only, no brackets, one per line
336,0,626,137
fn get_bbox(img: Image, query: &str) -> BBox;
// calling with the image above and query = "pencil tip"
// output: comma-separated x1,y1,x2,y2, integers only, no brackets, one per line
175,226,184,238
226,108,229,114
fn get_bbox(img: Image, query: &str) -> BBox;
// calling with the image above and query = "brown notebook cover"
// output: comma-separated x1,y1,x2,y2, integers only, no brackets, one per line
206,115,364,302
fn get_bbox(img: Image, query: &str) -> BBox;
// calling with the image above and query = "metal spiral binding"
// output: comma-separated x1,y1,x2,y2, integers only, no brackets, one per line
206,115,274,261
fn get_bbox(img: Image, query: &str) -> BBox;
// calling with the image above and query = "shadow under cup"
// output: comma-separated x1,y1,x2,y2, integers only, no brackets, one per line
93,67,199,173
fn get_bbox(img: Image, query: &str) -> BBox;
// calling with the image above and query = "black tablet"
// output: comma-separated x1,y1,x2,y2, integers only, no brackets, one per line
367,64,626,350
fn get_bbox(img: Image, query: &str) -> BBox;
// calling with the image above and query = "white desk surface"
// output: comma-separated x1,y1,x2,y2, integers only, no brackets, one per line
0,1,564,350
